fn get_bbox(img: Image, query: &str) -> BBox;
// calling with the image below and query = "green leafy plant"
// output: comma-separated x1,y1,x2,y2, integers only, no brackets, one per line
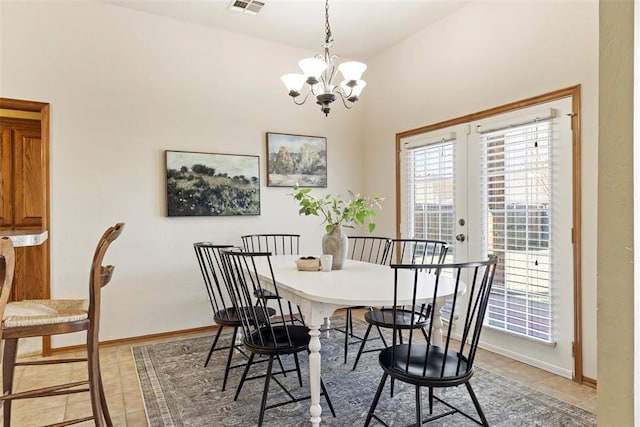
290,183,384,234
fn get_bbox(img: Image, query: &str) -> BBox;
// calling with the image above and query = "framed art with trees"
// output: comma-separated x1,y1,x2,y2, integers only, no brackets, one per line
266,132,327,187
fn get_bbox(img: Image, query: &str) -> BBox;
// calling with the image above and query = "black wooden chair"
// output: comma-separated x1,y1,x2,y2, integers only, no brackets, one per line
241,234,305,325
364,255,498,426
352,239,449,370
221,250,335,426
194,242,276,391
336,236,391,364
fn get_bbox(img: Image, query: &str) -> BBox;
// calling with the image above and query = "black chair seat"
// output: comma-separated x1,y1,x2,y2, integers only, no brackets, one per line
245,325,310,355
365,307,430,329
379,344,471,387
215,306,276,326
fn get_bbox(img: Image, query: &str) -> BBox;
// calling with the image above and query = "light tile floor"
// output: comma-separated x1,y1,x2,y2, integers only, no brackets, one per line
1,313,597,426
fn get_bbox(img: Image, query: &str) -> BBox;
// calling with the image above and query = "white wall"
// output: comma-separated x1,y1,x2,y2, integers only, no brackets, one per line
0,1,369,345
361,1,599,379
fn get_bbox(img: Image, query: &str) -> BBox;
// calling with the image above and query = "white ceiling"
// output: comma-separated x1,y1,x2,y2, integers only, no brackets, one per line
103,0,468,59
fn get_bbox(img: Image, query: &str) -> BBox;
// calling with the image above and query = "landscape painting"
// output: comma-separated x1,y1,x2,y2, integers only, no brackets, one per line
165,150,260,216
266,132,327,187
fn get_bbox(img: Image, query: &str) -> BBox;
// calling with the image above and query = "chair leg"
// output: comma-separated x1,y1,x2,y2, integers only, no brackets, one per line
97,365,113,426
349,311,354,337
428,387,434,414
234,353,256,401
297,305,306,326
376,325,387,347
222,326,238,391
276,355,287,377
2,338,18,427
343,309,351,364
364,373,388,427
421,327,430,343
87,335,105,427
465,381,489,426
258,356,275,427
293,353,303,387
287,301,305,326
415,385,423,426
351,323,373,370
320,377,336,417
204,324,224,367
286,301,295,323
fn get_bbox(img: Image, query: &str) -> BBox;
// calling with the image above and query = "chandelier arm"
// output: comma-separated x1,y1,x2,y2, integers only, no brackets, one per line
292,90,312,106
334,91,354,110
338,82,354,99
326,67,339,91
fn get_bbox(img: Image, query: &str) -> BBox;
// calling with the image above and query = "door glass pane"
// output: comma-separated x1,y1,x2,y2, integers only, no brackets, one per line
402,138,455,262
480,120,553,342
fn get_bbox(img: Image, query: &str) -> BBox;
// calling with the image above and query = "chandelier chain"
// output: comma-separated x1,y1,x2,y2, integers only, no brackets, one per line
324,0,332,45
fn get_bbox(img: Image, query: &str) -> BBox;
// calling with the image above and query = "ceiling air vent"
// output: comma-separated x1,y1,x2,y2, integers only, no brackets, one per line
228,0,265,15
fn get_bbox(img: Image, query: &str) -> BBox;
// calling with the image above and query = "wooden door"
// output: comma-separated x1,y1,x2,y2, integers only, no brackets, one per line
0,117,47,302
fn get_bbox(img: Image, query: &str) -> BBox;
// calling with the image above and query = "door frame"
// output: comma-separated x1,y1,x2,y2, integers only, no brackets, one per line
394,85,585,383
0,97,52,355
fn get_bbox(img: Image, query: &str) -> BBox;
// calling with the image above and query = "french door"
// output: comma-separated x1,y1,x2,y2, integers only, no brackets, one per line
399,95,577,378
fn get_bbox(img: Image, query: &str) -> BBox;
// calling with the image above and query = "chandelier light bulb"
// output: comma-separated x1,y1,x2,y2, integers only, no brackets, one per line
338,61,367,82
299,58,328,82
281,74,306,96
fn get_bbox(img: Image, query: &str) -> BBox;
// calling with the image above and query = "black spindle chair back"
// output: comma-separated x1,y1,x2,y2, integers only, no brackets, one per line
387,238,449,269
347,236,392,264
194,243,236,323
241,234,300,255
240,234,305,325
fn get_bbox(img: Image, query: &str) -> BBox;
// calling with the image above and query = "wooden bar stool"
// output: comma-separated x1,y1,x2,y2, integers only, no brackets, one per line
0,223,124,427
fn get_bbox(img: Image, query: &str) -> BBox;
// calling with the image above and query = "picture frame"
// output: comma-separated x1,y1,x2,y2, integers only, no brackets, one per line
266,132,327,187
165,150,260,217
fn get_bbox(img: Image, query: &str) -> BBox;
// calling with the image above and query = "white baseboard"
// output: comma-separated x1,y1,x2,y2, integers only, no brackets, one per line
447,331,573,379
477,340,573,379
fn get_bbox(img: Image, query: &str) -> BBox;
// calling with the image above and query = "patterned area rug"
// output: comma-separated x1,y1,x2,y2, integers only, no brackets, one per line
133,317,596,426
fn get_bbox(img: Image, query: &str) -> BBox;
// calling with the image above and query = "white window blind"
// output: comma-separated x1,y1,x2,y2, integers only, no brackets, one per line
479,117,554,343
401,136,455,254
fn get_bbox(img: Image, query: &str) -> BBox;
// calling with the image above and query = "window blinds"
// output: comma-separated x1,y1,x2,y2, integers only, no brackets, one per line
479,118,554,343
401,136,455,254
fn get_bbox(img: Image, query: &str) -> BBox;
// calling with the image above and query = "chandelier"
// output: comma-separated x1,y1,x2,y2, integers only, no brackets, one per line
280,0,367,117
